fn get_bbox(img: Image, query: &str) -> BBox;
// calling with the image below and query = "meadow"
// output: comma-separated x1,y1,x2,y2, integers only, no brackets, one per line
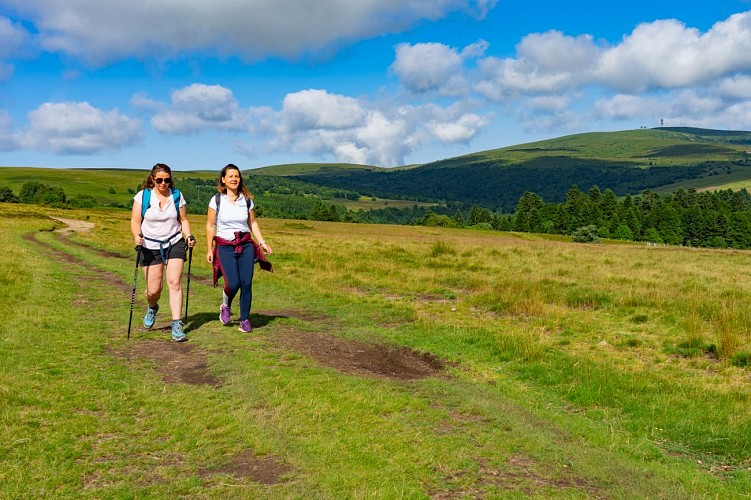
1,202,750,498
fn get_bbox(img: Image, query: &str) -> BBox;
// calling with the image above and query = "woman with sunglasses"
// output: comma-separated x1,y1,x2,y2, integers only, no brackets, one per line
130,163,196,341
206,164,272,333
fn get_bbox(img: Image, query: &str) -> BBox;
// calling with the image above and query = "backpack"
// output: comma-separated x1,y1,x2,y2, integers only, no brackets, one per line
214,192,221,212
141,187,181,221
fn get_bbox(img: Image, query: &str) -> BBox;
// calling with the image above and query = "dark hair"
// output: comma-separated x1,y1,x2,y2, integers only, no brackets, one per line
217,163,252,199
142,163,173,189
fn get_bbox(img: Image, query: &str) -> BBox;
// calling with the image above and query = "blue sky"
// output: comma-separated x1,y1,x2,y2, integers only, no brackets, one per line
1,0,751,170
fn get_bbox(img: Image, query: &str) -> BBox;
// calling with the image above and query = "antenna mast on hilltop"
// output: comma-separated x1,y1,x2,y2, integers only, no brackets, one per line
660,118,664,127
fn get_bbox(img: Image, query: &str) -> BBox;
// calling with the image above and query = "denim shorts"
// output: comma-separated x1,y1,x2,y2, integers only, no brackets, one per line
139,239,187,267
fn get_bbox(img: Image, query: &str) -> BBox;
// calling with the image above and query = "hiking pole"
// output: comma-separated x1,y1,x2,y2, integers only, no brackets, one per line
127,244,142,339
183,240,194,322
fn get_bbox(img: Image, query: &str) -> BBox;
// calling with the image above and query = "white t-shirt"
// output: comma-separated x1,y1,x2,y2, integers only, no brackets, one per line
209,193,255,240
134,189,186,250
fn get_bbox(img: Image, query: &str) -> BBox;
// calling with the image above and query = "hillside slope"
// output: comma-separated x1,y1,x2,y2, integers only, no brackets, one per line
280,128,751,211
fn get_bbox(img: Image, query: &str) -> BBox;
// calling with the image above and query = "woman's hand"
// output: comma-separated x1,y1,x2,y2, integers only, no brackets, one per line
260,241,272,255
134,234,144,246
186,235,196,248
206,250,213,263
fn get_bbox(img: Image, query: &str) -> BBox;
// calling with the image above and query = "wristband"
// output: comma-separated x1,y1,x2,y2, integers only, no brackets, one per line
259,240,266,245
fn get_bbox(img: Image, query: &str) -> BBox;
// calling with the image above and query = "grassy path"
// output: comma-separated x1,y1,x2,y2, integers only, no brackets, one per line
1,208,749,498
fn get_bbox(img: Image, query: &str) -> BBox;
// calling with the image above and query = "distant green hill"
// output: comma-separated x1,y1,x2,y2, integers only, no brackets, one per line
266,128,751,211
4,127,751,215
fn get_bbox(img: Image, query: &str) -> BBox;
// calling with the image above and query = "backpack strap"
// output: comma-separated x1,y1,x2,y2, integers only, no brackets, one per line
140,187,181,222
212,193,221,223
171,188,181,219
141,188,151,221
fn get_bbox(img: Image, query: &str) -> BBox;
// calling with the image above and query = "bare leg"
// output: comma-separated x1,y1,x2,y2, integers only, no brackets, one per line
143,264,164,307
165,258,184,321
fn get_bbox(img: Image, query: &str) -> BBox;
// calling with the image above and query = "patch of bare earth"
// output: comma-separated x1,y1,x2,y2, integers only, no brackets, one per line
115,340,221,386
198,450,292,484
53,217,95,235
25,233,132,294
430,454,604,499
271,327,446,380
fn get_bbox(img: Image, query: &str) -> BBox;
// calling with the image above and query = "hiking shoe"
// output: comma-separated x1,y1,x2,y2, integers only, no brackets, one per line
219,304,231,325
143,303,159,329
171,320,187,342
238,319,252,333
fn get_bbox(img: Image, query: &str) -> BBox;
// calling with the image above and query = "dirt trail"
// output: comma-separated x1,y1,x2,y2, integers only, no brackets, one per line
53,217,95,235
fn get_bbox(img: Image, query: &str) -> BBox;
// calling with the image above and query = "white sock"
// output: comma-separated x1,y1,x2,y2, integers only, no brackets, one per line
222,292,230,307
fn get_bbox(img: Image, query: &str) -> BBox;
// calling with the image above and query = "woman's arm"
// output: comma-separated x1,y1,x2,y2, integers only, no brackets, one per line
206,207,217,263
179,205,195,247
249,209,272,255
130,201,144,246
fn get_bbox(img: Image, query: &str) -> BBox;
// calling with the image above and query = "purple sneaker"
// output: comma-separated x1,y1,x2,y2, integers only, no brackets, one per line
219,305,231,325
238,319,252,333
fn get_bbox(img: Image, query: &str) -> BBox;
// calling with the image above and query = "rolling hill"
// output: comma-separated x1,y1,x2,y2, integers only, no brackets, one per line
3,127,751,215
258,127,751,211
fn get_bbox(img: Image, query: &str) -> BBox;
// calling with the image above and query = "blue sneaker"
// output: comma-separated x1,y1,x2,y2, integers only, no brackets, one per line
143,304,159,329
171,320,187,342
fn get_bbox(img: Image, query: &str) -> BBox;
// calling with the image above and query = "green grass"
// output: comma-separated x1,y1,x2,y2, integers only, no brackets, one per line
2,203,751,497
479,128,750,167
0,167,217,206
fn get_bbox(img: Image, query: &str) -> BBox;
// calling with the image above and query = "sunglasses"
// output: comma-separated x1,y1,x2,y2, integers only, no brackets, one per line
154,177,171,184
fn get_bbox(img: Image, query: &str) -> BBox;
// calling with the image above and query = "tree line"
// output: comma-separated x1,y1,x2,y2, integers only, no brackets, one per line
5,178,751,249
416,186,751,249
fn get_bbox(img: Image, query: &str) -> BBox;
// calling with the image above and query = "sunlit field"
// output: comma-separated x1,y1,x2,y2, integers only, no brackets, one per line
1,202,750,498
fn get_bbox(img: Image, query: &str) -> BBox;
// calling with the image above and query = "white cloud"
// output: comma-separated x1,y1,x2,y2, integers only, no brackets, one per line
0,16,31,79
0,110,16,150
151,84,247,134
593,90,733,129
467,11,751,133
715,76,751,99
250,89,491,165
391,41,487,95
593,94,665,121
0,16,28,58
130,92,162,111
16,102,142,154
516,31,598,75
426,113,488,142
6,0,497,65
282,89,366,131
474,12,751,101
594,13,751,93
524,95,573,116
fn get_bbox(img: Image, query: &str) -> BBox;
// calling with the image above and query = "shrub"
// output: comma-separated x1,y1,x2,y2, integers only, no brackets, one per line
571,225,600,243
0,186,19,203
643,227,663,244
69,194,97,208
612,224,634,240
730,351,751,367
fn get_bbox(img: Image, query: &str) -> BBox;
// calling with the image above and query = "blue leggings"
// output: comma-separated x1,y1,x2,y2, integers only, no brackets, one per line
217,243,255,321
